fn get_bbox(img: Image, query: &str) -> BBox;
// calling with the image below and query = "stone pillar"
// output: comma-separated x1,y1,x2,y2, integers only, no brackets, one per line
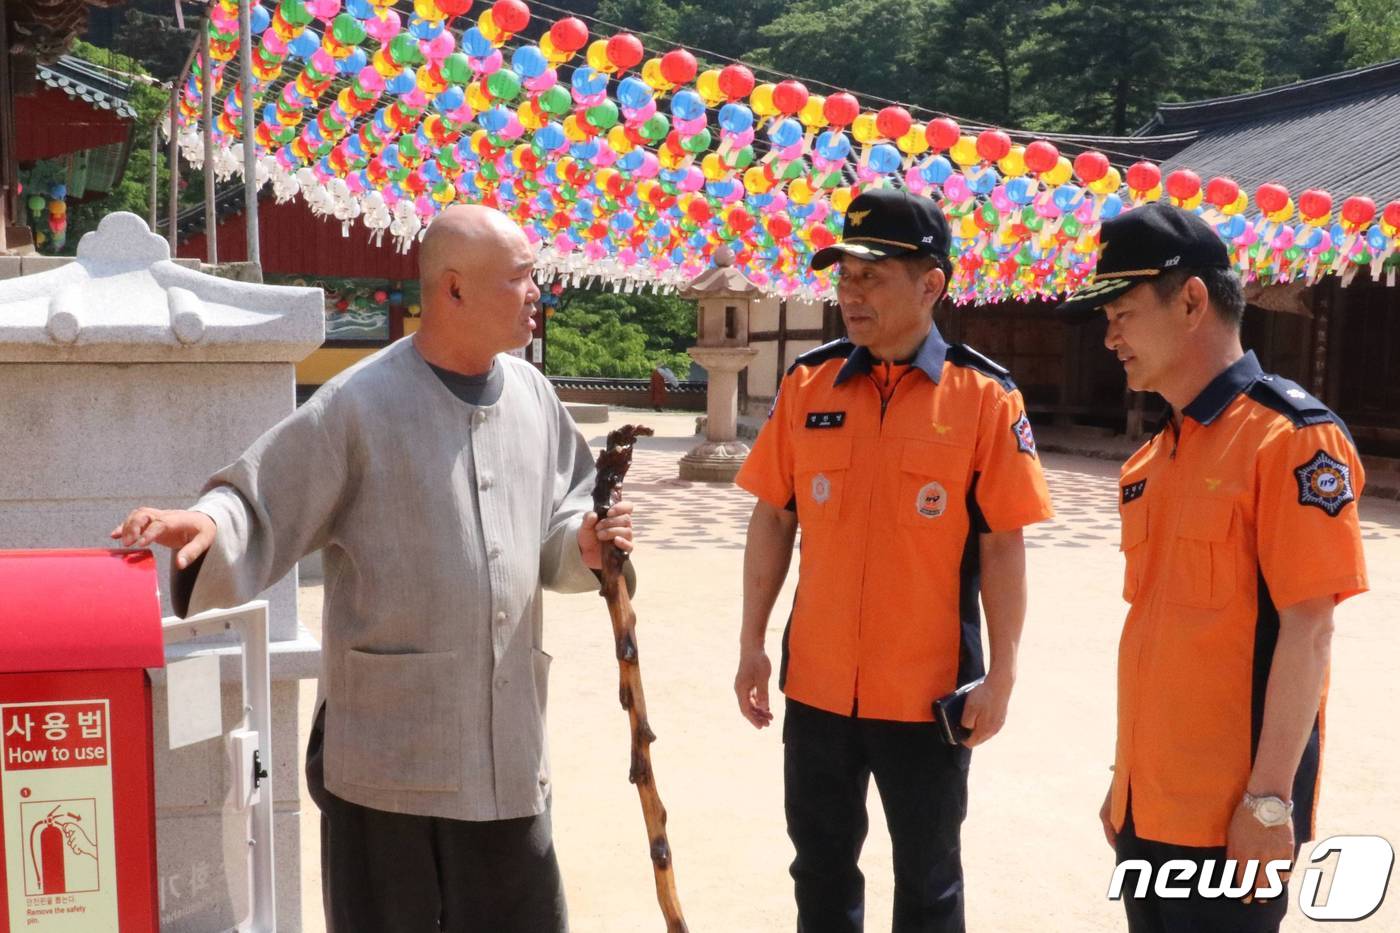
677,260,761,482
0,212,323,930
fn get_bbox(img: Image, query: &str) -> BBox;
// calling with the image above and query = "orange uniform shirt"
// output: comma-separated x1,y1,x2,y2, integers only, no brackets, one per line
1111,351,1368,847
737,328,1054,722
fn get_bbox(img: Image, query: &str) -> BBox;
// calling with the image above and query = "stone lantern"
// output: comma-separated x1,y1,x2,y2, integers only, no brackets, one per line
0,213,323,930
678,253,760,482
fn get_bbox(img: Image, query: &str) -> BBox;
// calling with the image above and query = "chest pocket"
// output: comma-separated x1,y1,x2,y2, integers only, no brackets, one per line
794,435,852,525
1166,498,1237,611
897,439,973,528
1119,503,1149,603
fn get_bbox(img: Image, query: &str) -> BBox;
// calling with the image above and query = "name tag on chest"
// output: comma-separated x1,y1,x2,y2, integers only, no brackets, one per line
805,411,846,429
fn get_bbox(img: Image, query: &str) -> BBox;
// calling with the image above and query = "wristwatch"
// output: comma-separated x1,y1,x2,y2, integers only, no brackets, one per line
1242,792,1294,827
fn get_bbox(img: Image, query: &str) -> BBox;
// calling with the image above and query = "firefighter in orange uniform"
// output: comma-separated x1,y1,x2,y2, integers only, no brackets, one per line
734,188,1054,932
1059,203,1368,933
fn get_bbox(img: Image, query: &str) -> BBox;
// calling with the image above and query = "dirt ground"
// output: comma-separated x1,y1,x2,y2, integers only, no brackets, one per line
294,410,1400,932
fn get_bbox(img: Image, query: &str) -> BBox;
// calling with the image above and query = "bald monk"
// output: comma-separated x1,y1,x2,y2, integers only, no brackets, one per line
113,206,632,933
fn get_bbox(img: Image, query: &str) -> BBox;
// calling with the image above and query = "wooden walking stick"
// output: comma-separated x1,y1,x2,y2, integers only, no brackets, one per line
591,424,689,933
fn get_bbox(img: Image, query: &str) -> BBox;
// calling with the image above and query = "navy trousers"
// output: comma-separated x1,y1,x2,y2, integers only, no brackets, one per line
1115,803,1290,933
783,699,972,933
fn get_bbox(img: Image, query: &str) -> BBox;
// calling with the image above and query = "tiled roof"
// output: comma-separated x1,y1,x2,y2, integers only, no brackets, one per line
36,55,136,120
1138,59,1400,203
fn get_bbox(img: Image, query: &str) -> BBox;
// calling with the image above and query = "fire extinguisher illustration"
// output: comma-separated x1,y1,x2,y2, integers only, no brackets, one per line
30,805,67,895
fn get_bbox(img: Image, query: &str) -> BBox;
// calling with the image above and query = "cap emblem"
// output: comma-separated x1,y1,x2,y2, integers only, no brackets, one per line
848,210,871,227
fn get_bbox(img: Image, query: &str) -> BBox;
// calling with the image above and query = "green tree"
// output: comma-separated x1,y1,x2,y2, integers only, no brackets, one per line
921,0,1041,126
1332,0,1400,67
752,0,934,107
1022,0,1273,135
545,288,695,378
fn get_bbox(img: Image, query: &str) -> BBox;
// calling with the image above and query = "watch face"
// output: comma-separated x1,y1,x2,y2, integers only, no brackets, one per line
1258,799,1289,825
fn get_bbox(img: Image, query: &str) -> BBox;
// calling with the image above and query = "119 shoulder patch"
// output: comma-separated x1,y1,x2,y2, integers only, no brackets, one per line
1012,412,1037,457
1295,449,1355,517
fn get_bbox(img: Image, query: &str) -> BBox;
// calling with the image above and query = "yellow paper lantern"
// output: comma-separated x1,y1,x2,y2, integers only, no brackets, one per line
750,83,777,118
997,145,1027,178
1265,198,1295,224
1042,156,1073,187
539,34,569,65
896,126,928,157
788,177,816,205
696,69,723,107
851,112,879,145
518,100,547,131
466,81,491,112
478,10,506,45
372,48,402,78
607,125,634,154
1088,166,1122,197
587,40,614,74
641,58,673,93
799,95,828,130
414,0,445,21
701,152,730,182
830,187,854,213
744,165,773,194
949,135,979,167
417,66,447,96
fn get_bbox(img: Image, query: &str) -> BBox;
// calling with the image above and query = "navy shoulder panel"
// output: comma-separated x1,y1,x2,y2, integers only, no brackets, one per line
787,338,855,375
1246,374,1353,443
945,343,1017,391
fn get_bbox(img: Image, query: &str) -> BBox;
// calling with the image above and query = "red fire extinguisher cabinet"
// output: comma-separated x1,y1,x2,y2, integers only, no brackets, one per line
0,549,164,932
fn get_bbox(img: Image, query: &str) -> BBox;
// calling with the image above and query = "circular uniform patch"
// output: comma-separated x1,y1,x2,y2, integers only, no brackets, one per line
915,481,947,519
811,472,832,504
1294,449,1354,517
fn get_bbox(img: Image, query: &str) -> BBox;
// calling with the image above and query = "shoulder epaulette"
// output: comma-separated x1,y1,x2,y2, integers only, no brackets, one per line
787,338,856,375
1246,374,1353,443
945,343,1016,391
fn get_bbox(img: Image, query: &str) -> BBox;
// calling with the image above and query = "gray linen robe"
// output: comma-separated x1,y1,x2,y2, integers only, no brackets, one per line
177,337,600,821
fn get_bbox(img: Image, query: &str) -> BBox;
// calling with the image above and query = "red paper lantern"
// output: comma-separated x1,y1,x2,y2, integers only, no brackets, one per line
659,49,697,85
1125,161,1160,192
1383,201,1400,228
974,129,1012,163
549,16,589,52
490,0,529,33
1072,151,1109,184
810,226,836,249
1255,182,1289,215
1298,189,1332,219
1023,140,1059,174
1204,177,1240,208
768,215,792,238
822,92,859,127
924,117,960,151
874,106,912,140
605,33,644,72
717,64,754,101
437,0,473,15
1340,195,1377,227
772,80,810,116
1164,169,1201,201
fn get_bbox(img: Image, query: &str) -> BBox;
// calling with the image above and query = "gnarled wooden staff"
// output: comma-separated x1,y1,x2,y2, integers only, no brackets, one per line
591,424,689,933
